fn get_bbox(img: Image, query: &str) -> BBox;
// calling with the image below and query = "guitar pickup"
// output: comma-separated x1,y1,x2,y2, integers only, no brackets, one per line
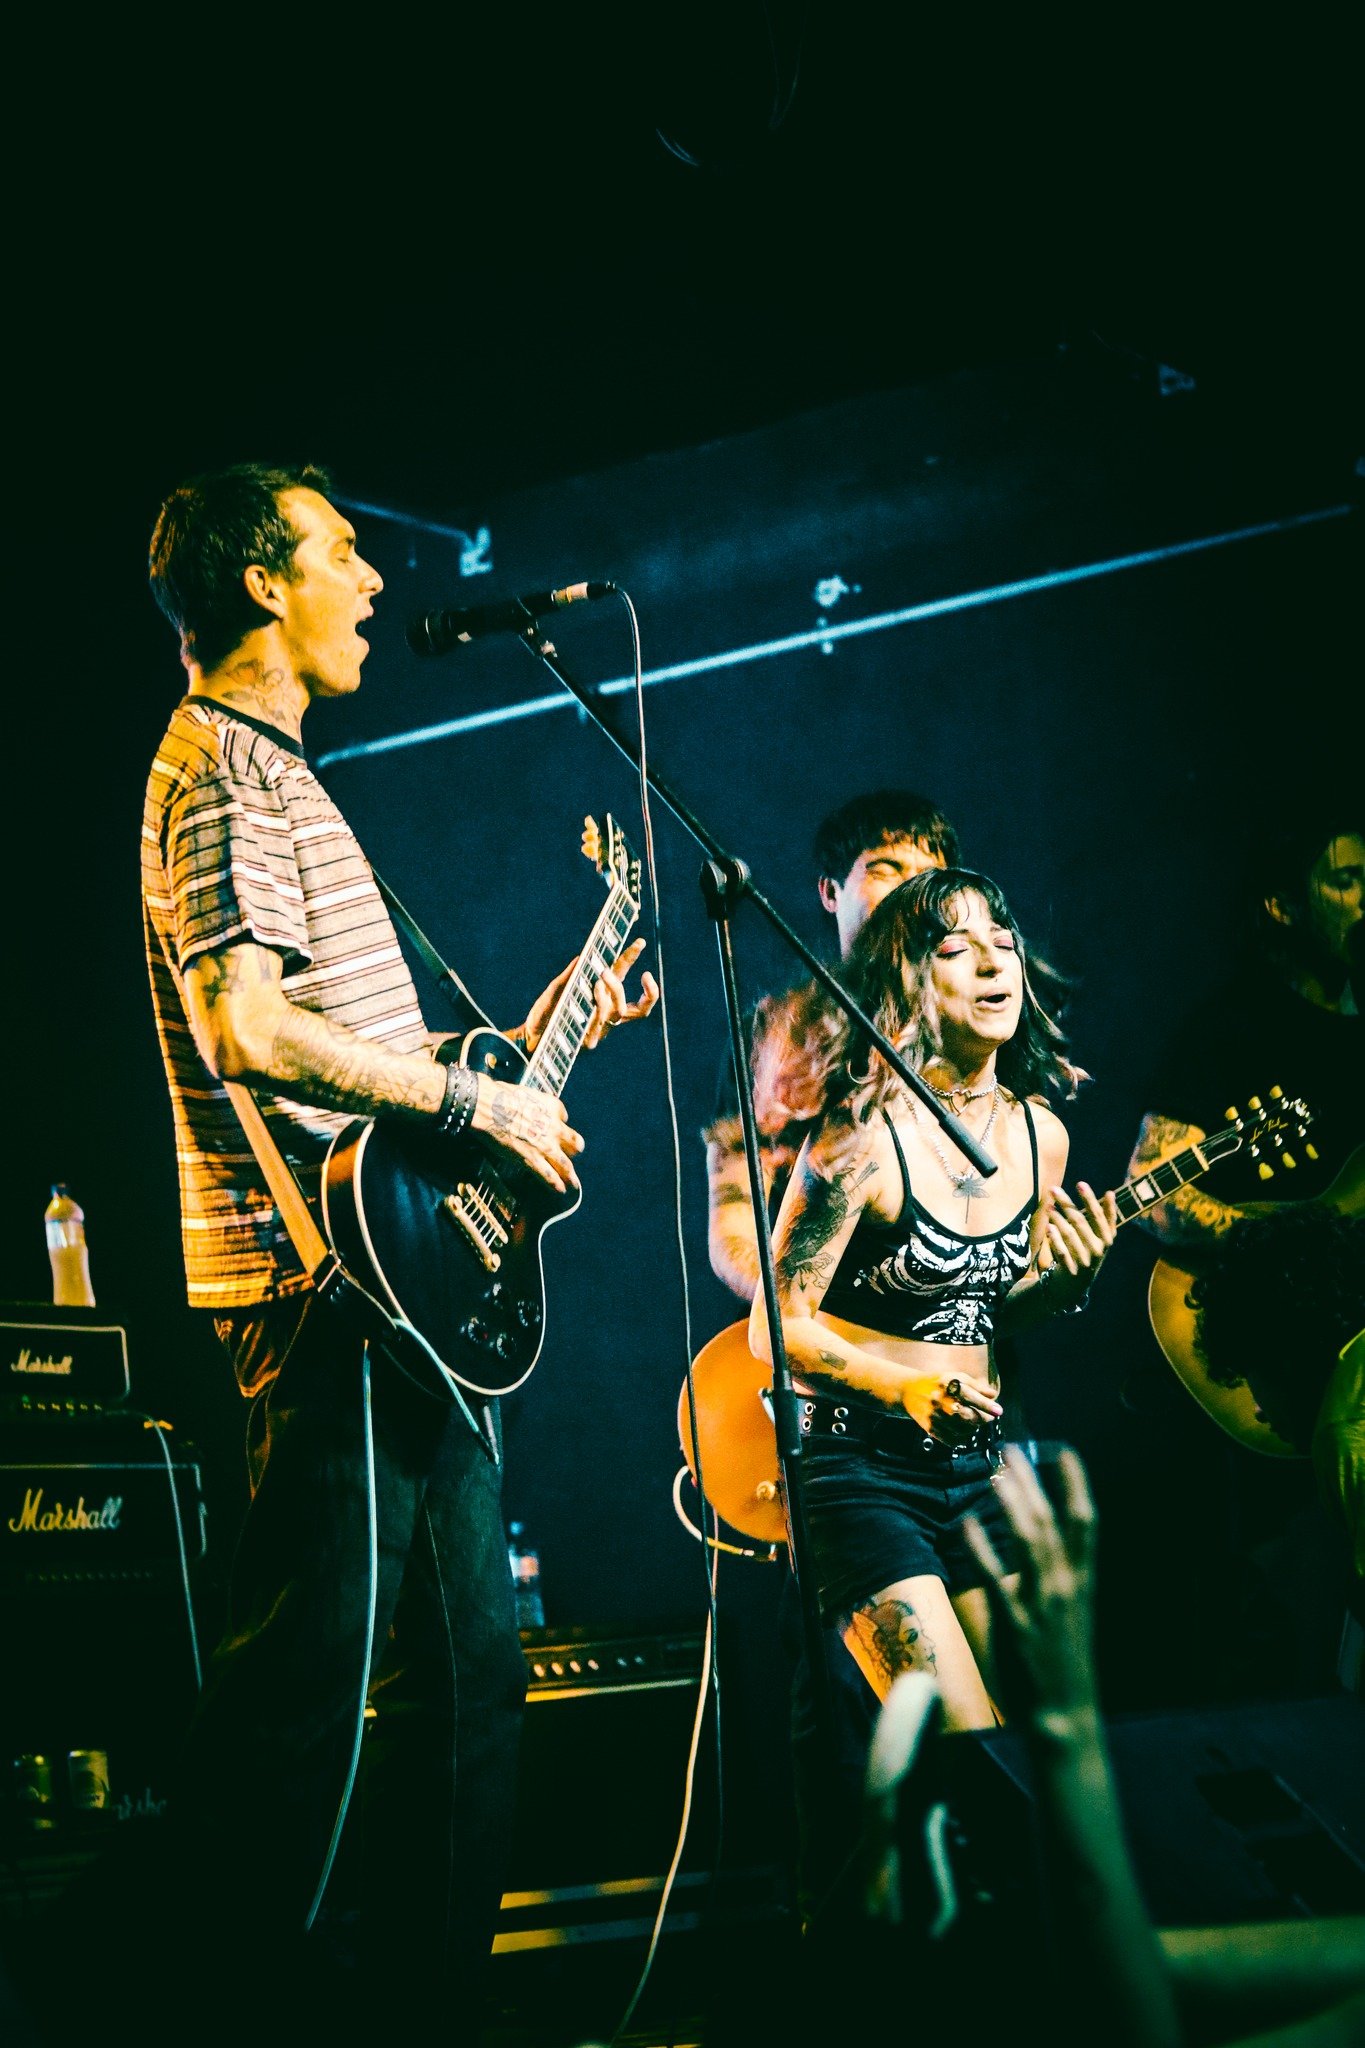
458,1183,509,1246
441,1193,503,1272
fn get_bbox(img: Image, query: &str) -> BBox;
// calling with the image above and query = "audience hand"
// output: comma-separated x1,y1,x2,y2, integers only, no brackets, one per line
963,1444,1099,1727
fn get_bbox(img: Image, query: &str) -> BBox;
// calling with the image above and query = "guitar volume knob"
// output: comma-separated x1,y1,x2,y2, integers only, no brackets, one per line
515,1299,542,1331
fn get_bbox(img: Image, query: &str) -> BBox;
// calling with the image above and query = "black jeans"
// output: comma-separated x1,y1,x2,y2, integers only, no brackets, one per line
168,1294,526,2030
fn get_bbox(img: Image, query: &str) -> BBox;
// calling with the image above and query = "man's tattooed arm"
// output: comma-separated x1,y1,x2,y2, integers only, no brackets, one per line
1126,1112,1244,1250
185,940,447,1121
705,1131,779,1301
184,939,583,1190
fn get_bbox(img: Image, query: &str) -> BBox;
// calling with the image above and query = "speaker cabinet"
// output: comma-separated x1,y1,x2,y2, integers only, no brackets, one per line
951,1693,1365,1928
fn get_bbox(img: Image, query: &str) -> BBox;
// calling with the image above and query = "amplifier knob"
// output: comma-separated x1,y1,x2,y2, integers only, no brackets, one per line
550,1661,564,1677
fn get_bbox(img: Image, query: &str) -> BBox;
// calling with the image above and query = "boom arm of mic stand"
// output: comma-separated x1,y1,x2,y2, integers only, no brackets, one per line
514,625,996,1178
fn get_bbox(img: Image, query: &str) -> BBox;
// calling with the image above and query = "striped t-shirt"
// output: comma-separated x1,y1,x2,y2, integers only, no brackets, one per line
141,697,429,1309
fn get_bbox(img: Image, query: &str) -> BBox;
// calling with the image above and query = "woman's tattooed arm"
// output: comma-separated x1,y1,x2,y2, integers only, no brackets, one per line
775,1144,878,1305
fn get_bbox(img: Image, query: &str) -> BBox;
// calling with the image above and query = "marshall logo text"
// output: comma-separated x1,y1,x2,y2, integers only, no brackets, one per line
7,1487,123,1534
9,1348,74,1377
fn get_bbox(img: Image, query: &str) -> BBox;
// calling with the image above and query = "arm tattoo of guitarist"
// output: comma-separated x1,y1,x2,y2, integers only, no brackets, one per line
1129,1112,1243,1250
777,1148,878,1295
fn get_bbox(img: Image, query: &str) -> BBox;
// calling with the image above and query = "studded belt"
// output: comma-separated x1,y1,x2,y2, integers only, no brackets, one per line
796,1392,1003,1463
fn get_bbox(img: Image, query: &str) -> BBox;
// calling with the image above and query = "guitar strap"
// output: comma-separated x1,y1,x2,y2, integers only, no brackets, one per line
370,869,495,1034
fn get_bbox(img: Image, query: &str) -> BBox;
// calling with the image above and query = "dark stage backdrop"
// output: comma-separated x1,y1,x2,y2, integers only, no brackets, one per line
1,349,1355,1835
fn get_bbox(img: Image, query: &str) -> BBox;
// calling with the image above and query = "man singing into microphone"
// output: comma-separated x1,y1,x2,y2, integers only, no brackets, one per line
134,461,656,2026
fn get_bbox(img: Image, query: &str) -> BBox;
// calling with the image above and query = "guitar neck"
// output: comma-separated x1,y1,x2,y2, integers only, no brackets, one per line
523,884,639,1099
1112,1126,1242,1227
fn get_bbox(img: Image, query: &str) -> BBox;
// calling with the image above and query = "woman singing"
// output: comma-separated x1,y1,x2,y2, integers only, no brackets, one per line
749,866,1118,1730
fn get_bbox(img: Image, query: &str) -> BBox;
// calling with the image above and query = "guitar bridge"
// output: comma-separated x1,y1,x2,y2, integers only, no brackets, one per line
441,1192,503,1272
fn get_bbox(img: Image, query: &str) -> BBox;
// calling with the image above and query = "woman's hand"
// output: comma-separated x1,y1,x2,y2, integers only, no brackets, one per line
1041,1180,1119,1310
900,1366,1002,1444
522,939,658,1054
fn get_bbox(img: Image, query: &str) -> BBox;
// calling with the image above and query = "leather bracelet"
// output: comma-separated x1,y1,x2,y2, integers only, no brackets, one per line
435,1061,478,1140
1039,1263,1092,1316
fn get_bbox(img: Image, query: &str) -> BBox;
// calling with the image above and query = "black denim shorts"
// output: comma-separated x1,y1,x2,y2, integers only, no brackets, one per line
797,1427,1021,1623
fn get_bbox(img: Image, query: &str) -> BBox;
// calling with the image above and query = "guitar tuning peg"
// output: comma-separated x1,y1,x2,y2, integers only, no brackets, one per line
1282,1153,1297,1170
1247,1095,1262,1111
1305,1141,1319,1161
1257,1161,1274,1181
1224,1106,1239,1122
1269,1084,1283,1098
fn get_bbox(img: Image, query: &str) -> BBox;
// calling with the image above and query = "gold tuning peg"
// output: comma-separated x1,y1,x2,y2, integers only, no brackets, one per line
1225,1106,1239,1122
1247,1095,1262,1111
581,817,601,863
1305,1141,1319,1161
1257,1161,1274,1180
1282,1153,1297,1170
1269,1084,1283,1098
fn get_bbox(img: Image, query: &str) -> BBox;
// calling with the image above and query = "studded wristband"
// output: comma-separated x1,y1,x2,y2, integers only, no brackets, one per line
435,1061,478,1140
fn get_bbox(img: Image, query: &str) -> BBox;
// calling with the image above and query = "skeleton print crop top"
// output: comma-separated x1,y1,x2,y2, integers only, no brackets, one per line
819,1103,1039,1346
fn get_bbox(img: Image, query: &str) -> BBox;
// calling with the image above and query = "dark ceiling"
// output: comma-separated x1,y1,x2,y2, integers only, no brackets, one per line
27,6,1358,525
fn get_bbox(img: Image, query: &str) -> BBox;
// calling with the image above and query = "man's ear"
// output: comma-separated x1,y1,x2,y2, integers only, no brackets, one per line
1264,891,1296,930
817,875,839,915
242,562,288,623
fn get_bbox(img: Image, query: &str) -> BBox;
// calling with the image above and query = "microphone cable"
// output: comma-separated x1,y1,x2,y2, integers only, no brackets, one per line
606,587,725,2045
129,1407,205,1694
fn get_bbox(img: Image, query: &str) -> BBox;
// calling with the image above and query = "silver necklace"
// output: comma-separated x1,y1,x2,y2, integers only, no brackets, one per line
909,1083,1000,1203
923,1076,995,1105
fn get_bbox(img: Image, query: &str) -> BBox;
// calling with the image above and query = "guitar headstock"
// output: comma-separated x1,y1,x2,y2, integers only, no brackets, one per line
1221,1086,1316,1181
582,813,642,907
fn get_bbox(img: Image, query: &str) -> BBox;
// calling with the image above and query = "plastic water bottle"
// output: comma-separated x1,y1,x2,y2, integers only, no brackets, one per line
507,1521,545,1631
45,1185,94,1307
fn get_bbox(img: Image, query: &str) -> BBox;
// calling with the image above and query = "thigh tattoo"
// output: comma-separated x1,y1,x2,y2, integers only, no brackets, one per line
854,1595,939,1681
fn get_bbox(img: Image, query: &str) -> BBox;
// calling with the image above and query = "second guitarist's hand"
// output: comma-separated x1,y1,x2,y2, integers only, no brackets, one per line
473,1075,584,1194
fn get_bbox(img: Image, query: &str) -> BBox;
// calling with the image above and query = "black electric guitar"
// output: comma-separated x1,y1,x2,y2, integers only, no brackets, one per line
322,815,641,1399
678,1089,1315,1540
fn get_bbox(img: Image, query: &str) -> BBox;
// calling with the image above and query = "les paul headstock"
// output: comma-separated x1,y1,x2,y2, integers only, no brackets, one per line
582,813,642,909
1215,1086,1316,1181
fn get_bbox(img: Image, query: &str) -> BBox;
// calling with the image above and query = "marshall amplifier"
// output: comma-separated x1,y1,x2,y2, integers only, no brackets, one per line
0,1415,205,1588
0,1302,131,1412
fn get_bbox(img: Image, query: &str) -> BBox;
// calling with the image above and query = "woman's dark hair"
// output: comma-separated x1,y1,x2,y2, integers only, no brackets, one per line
1189,1208,1365,1451
753,865,1085,1128
148,459,333,674
813,788,961,886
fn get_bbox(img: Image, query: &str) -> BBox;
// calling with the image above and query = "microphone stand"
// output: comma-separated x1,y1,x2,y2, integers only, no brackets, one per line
510,620,997,1834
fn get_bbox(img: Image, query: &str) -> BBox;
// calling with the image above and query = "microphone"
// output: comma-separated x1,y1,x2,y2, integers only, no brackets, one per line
406,580,616,656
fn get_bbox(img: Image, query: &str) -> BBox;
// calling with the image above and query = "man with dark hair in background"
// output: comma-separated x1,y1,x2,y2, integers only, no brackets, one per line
1126,800,1364,1696
44,460,657,2039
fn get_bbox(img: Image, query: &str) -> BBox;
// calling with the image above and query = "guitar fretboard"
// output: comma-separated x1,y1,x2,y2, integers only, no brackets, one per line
1112,1126,1241,1227
523,883,640,1099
